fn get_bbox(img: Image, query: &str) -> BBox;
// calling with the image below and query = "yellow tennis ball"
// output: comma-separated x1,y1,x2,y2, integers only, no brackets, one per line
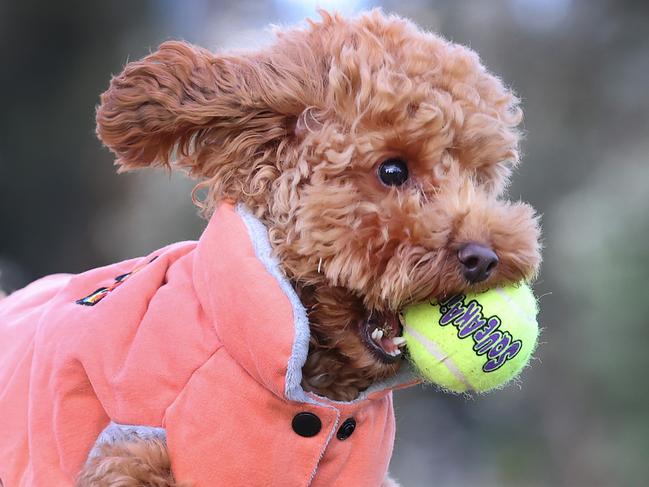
401,283,539,393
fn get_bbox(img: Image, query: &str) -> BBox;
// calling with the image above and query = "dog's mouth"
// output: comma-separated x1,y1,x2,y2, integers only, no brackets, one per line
359,310,406,364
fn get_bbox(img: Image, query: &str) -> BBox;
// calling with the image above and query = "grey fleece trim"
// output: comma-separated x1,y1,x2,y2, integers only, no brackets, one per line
88,422,166,458
236,204,316,405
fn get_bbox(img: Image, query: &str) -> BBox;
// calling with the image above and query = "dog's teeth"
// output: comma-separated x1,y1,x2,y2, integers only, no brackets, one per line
388,349,402,357
392,336,407,347
375,329,384,340
371,329,381,341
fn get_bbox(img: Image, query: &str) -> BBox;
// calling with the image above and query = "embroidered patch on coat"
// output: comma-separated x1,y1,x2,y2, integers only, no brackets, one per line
76,256,158,306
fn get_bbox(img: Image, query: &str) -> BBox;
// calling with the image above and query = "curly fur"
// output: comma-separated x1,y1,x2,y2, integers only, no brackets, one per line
85,9,541,486
77,439,187,487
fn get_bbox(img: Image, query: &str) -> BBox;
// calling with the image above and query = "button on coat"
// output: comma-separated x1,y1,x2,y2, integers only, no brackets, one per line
292,412,322,437
337,418,357,440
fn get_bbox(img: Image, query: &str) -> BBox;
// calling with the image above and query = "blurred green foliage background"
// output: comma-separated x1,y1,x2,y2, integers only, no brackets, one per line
1,1,648,485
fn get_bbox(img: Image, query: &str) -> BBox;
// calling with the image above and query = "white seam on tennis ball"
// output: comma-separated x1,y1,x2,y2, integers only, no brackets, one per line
404,325,473,391
494,287,536,324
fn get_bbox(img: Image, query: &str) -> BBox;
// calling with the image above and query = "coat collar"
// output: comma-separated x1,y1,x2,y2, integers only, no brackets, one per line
193,202,418,406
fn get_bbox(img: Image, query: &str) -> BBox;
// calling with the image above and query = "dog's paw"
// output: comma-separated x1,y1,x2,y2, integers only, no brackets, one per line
76,437,187,487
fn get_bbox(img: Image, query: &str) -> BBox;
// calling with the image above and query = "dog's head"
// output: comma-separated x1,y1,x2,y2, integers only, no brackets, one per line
96,10,541,400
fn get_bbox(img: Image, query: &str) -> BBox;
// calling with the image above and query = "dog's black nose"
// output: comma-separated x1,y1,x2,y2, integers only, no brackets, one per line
458,243,499,283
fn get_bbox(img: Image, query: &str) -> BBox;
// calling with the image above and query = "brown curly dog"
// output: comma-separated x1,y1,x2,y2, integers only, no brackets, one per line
76,9,540,487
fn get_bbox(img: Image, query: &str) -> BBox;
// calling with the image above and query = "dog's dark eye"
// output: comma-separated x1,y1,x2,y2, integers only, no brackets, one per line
377,158,409,187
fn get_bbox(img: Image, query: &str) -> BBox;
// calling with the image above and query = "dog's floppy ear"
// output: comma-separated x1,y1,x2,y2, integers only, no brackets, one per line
96,41,314,198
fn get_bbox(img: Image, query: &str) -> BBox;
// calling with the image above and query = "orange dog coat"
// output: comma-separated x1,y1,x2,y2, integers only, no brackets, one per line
0,203,416,486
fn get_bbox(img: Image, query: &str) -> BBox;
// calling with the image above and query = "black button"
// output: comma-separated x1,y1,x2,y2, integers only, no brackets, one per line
336,417,356,440
292,412,322,437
